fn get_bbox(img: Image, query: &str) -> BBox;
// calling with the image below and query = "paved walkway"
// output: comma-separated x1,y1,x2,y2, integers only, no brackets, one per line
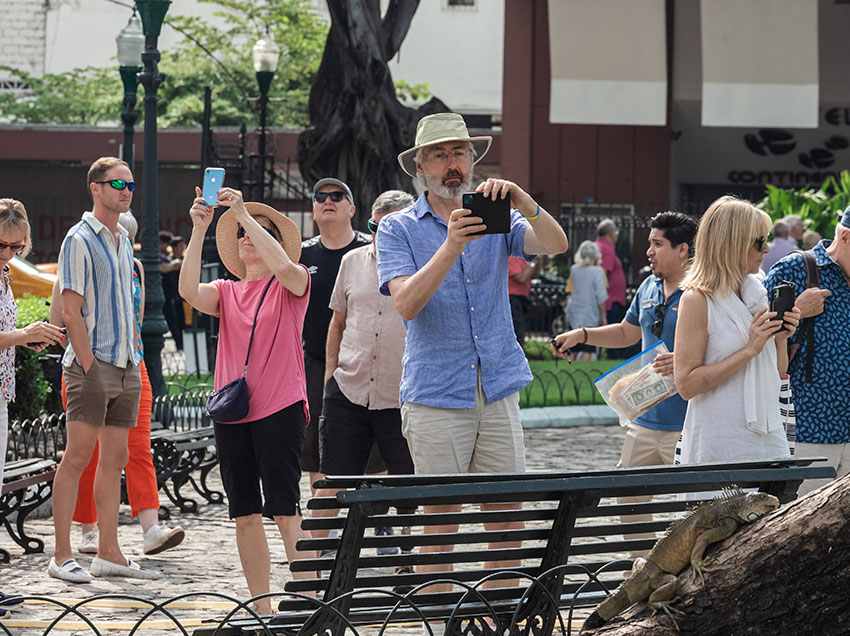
0,425,626,634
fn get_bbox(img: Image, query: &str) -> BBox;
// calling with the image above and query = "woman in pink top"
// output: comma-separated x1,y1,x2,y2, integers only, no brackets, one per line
179,186,314,613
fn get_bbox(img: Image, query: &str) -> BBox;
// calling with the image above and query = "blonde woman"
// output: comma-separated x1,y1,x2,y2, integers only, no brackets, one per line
674,196,801,463
565,240,607,361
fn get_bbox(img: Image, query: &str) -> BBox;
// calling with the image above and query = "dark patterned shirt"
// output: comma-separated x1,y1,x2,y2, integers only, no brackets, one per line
763,240,850,444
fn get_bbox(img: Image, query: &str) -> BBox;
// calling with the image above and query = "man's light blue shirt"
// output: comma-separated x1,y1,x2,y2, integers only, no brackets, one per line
376,193,533,408
624,275,687,432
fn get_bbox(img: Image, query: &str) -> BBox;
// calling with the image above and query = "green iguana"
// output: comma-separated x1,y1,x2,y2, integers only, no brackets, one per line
581,488,779,631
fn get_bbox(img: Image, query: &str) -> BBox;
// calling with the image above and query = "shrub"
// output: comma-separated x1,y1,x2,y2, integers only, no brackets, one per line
9,294,60,420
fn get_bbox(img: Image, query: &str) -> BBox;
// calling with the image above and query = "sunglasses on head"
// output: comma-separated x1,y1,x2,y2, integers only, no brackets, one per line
94,179,136,192
651,303,668,339
314,191,347,204
237,222,281,241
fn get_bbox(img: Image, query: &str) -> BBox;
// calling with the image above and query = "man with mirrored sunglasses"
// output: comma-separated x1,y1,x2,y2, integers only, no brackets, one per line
299,178,370,498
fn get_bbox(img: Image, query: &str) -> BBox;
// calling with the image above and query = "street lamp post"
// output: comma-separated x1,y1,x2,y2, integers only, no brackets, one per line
251,34,280,202
116,11,144,169
137,0,171,397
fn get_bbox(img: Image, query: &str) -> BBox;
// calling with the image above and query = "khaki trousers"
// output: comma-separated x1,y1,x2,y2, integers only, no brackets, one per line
796,442,850,496
616,423,681,548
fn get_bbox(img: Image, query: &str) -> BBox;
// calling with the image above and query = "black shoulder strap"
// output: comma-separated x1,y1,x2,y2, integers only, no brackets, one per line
796,250,819,383
243,277,275,374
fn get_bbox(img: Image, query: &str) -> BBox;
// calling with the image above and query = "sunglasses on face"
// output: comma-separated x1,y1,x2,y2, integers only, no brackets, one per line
237,222,281,242
651,303,668,339
94,178,136,192
314,191,347,204
754,236,768,252
0,241,25,255
367,218,379,234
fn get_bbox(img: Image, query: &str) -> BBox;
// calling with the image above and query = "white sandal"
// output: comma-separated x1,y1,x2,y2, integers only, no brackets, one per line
47,558,93,584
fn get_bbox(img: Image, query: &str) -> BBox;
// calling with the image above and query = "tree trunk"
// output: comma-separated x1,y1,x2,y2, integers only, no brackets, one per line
582,474,850,635
298,0,449,226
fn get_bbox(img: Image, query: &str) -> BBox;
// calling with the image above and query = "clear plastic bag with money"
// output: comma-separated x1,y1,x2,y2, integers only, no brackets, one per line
594,341,678,421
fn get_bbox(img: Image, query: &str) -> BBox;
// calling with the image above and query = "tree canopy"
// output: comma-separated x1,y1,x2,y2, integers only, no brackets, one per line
0,0,328,128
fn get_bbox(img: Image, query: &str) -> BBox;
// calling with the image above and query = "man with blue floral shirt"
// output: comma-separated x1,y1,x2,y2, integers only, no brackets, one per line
763,208,850,495
376,113,568,595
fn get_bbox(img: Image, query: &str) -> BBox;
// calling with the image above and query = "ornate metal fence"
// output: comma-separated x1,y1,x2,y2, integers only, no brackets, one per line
0,562,630,636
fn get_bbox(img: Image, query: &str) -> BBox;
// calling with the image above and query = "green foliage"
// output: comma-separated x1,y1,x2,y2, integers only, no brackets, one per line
0,65,122,125
758,170,850,238
10,295,59,421
165,372,212,395
395,80,432,105
0,0,327,128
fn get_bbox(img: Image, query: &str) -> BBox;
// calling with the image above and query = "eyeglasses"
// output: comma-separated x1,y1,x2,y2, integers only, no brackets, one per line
314,191,347,204
0,241,25,255
237,223,281,242
754,236,768,252
94,179,136,192
425,148,472,164
367,218,379,234
651,303,668,339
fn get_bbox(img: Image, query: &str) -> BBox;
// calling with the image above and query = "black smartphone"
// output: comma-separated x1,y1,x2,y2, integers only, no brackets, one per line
462,192,511,235
770,282,796,323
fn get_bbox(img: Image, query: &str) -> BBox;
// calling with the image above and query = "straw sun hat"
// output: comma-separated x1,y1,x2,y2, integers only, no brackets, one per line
397,112,492,177
215,202,302,279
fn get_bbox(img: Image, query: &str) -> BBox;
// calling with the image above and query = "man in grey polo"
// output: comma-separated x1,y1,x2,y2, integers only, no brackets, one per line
376,113,568,590
49,157,155,583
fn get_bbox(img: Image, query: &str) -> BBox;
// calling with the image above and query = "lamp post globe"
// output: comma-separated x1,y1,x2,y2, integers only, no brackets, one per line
116,11,144,169
251,34,279,202
136,0,171,396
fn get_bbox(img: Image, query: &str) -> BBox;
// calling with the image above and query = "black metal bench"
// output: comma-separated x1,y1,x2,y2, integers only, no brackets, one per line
195,457,833,636
0,457,57,563
150,425,221,514
149,388,221,514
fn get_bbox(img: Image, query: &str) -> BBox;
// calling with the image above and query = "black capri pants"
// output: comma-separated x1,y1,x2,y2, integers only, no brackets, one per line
214,401,305,519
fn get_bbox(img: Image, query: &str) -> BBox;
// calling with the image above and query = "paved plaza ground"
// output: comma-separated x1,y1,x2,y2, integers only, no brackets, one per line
0,425,626,634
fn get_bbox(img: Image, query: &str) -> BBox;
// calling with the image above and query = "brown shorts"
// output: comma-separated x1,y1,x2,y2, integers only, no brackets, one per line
63,359,141,428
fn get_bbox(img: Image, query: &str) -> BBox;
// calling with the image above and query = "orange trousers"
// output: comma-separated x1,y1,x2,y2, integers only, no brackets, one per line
61,361,159,524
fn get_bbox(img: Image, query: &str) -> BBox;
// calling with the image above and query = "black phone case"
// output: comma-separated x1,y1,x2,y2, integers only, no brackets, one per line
462,192,511,235
770,284,795,321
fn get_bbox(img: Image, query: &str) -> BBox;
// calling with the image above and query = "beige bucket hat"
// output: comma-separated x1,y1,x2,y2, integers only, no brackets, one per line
215,202,302,279
397,113,492,177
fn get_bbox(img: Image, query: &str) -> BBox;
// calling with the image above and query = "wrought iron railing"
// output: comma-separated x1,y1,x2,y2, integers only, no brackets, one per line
0,562,630,636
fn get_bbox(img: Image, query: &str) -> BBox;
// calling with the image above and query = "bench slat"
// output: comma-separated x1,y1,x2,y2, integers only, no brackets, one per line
315,456,827,489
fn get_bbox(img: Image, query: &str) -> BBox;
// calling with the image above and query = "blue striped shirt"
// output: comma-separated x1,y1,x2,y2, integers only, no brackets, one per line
58,212,139,369
376,193,533,408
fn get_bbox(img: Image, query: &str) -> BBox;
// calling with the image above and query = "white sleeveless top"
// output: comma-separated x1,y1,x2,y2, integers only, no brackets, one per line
677,290,790,464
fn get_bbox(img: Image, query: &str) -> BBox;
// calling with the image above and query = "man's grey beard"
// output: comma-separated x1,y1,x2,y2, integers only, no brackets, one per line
413,171,474,203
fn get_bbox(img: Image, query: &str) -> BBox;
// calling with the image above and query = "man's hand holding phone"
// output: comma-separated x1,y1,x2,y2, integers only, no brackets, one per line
445,208,485,256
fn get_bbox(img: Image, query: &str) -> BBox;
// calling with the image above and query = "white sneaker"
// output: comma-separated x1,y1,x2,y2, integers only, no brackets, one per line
78,530,98,555
47,558,93,584
90,556,162,580
143,525,185,555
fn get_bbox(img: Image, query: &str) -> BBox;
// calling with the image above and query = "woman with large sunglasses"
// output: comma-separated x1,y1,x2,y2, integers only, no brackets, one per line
179,186,315,614
0,199,65,610
673,196,801,465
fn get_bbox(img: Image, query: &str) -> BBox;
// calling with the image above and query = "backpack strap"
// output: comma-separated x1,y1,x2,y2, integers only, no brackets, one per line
796,250,819,383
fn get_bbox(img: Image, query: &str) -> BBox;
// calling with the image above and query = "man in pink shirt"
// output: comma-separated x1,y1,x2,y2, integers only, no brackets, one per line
596,219,629,358
508,256,540,345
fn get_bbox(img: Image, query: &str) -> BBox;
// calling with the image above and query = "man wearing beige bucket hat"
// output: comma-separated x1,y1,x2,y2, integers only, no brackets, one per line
376,113,569,596
178,186,315,614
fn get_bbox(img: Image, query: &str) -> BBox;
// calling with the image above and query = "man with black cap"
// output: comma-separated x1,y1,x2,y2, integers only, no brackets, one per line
300,178,370,495
764,208,850,495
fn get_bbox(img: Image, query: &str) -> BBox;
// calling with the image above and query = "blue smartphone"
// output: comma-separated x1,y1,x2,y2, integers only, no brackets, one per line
202,167,225,206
